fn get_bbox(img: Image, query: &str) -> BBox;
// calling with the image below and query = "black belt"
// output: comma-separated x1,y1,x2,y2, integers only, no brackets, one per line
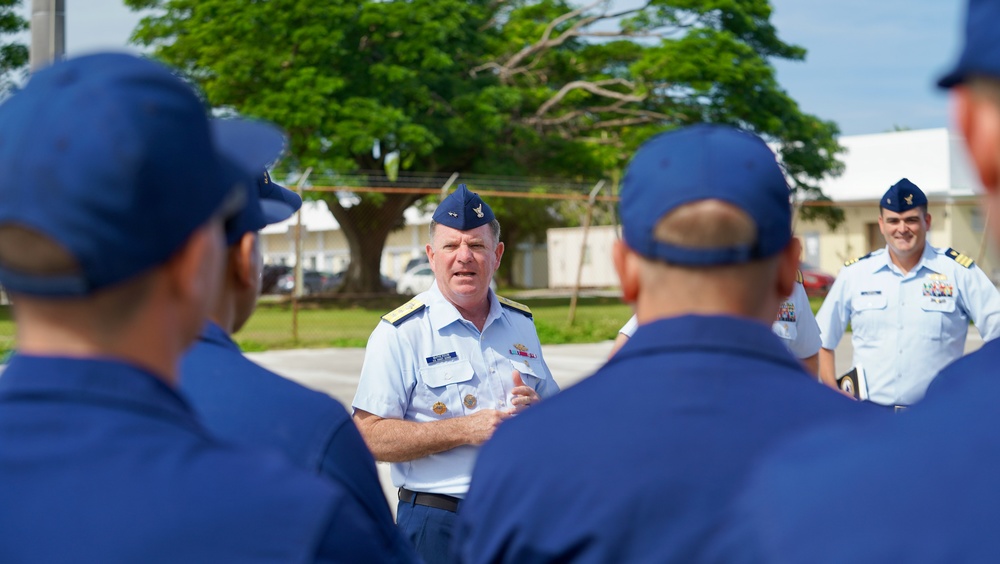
398,487,461,513
869,402,908,413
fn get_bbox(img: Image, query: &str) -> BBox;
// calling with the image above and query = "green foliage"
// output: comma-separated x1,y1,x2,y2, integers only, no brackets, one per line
125,0,846,290
0,0,27,95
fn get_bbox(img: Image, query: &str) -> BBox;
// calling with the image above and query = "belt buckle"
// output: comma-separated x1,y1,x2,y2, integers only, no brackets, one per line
894,405,908,413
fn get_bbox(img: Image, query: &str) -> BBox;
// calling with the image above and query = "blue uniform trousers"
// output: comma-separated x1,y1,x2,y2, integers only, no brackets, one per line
397,499,457,564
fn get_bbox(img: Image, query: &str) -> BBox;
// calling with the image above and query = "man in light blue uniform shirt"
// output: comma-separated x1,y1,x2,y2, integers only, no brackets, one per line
353,184,559,563
180,169,416,562
815,178,1000,407
0,53,386,562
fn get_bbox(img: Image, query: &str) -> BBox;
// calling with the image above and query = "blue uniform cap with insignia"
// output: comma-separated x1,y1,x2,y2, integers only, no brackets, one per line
223,169,303,246
0,52,286,296
938,0,1000,88
432,184,495,231
880,178,927,213
620,124,792,266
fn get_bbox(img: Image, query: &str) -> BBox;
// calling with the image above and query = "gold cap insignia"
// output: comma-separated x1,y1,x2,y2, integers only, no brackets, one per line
904,194,914,205
473,203,484,218
432,402,448,415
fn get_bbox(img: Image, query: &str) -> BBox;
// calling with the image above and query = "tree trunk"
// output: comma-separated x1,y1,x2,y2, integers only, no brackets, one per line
325,191,422,293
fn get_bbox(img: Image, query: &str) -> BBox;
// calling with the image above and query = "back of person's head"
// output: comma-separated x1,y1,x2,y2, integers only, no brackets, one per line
938,0,1000,235
616,124,799,321
219,169,302,334
0,53,284,356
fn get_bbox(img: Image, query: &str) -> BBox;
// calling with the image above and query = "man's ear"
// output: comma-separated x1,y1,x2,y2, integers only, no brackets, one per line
493,241,504,272
613,240,640,303
776,237,802,300
232,232,257,289
955,87,1000,191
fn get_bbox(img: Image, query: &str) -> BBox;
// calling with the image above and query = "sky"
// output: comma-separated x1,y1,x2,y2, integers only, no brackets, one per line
13,0,967,137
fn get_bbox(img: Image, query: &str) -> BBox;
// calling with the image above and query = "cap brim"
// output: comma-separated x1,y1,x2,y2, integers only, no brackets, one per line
937,69,965,89
260,199,296,225
211,119,287,172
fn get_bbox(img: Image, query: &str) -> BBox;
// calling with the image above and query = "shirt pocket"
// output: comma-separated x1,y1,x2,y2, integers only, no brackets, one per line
416,361,475,419
508,359,546,391
772,320,798,342
919,294,960,340
852,292,887,341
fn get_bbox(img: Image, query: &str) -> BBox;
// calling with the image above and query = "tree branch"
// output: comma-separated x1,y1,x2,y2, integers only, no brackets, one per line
533,78,643,118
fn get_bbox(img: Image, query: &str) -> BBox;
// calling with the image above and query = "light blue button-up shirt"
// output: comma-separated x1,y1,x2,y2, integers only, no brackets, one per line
352,283,559,497
817,243,1000,406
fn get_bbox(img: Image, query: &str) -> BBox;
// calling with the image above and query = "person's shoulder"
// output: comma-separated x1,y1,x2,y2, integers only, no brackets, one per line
497,294,533,319
842,248,881,269
934,245,977,270
381,296,428,327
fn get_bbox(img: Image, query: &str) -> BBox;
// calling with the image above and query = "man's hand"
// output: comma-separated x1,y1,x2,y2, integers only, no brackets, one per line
464,409,511,445
510,370,541,414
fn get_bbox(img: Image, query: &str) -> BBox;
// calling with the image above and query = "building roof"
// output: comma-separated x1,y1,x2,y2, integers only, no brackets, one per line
813,128,981,202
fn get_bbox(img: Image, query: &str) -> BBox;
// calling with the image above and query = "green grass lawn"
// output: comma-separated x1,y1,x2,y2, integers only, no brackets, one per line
235,295,633,351
0,295,827,355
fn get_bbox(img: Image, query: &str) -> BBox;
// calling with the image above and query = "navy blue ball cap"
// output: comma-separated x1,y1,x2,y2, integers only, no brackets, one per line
880,178,927,212
223,170,302,246
432,184,495,231
0,52,285,296
938,0,1000,88
620,124,792,265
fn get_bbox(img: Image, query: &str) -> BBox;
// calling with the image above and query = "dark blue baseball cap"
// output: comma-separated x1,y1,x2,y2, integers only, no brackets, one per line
0,53,286,296
938,0,1000,88
432,184,495,231
223,170,302,246
880,178,927,212
620,124,792,265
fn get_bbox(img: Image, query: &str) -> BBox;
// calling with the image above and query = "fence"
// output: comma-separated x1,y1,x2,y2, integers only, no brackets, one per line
0,172,630,355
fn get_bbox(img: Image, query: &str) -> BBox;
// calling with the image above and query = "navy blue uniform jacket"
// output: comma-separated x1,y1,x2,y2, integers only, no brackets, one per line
455,315,881,563
181,321,415,561
0,355,393,562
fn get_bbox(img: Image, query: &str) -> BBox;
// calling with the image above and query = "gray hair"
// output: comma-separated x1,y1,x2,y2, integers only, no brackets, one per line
429,219,501,246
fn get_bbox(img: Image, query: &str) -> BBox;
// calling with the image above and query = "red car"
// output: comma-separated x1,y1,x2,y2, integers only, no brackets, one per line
800,264,835,297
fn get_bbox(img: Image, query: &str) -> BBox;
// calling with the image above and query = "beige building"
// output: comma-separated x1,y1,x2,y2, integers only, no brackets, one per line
546,128,999,289
796,128,996,281
260,200,550,287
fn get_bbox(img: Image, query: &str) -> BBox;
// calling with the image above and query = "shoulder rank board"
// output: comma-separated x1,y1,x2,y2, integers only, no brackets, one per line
796,270,803,284
844,252,873,267
497,295,532,318
945,248,975,268
382,298,426,326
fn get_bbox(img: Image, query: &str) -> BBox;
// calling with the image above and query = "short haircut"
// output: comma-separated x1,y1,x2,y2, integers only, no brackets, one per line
653,199,757,251
429,218,501,245
0,224,154,332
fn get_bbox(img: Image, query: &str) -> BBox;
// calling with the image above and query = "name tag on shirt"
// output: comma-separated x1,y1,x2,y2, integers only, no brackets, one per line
426,352,458,365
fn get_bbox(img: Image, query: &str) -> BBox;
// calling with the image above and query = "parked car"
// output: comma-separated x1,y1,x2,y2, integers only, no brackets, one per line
274,270,338,295
396,265,497,295
261,264,292,294
328,267,397,293
800,263,836,297
404,256,429,273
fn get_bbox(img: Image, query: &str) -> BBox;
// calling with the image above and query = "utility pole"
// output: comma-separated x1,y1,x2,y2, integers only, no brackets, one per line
30,0,65,72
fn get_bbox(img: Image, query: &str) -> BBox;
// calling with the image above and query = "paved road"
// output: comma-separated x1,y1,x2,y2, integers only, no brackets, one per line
247,327,984,513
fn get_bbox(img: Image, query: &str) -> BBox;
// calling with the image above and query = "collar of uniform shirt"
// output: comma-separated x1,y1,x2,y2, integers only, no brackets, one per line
874,242,937,275
426,283,506,332
196,320,241,352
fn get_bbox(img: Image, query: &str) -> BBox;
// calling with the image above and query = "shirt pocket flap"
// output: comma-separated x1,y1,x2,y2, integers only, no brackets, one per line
854,293,887,311
510,360,546,380
921,297,957,313
419,361,475,388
